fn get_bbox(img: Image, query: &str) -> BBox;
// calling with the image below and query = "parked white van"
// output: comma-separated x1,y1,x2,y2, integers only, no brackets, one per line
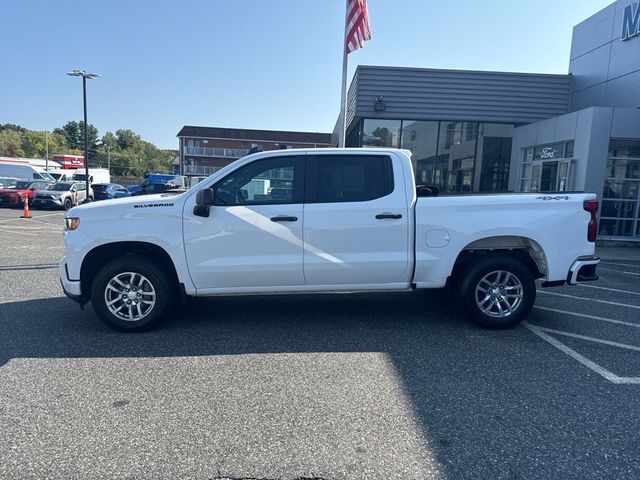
48,168,78,182
0,162,56,181
72,168,110,184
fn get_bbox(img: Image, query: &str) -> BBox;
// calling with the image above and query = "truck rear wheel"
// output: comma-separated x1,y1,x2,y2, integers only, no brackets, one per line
458,254,535,329
90,255,172,332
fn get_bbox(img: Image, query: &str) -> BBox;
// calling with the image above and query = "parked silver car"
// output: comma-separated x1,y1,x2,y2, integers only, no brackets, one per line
32,182,93,210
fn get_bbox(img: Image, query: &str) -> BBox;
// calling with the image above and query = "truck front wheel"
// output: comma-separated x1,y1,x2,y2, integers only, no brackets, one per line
90,255,172,332
458,255,535,329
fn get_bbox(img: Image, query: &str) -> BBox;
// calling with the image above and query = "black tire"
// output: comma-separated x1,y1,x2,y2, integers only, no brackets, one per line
63,198,73,210
457,254,535,329
90,255,173,332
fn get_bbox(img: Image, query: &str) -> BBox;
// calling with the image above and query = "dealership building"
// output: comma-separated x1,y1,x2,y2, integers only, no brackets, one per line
336,0,640,242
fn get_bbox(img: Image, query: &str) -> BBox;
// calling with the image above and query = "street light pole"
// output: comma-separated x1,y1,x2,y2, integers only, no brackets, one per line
66,69,101,203
82,75,89,200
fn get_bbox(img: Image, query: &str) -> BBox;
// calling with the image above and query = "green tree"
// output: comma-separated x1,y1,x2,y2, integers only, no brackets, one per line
0,129,25,157
21,131,71,158
53,121,98,152
0,124,27,133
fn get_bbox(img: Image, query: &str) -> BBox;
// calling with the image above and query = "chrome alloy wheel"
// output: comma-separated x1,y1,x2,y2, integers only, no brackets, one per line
474,270,523,318
104,272,156,322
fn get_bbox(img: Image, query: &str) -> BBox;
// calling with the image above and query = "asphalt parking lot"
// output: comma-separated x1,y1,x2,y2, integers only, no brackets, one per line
1,207,640,480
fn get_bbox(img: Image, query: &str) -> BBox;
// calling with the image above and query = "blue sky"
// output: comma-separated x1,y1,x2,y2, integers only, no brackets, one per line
1,0,613,149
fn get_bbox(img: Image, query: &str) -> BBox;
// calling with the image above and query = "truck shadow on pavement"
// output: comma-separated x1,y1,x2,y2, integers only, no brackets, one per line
1,291,638,479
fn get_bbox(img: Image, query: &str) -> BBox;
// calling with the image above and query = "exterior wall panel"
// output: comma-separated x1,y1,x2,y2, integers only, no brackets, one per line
347,66,570,129
570,0,640,110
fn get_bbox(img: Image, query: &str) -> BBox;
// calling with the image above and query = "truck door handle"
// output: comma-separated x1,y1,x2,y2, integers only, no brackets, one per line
270,215,298,222
375,213,403,219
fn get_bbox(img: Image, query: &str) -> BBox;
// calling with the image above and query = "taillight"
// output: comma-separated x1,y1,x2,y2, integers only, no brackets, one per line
583,200,598,242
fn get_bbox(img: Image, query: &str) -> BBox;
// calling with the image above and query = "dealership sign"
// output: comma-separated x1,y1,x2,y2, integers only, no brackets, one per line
622,2,640,41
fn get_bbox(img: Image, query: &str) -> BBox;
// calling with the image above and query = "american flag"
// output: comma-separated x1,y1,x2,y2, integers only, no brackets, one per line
345,0,372,54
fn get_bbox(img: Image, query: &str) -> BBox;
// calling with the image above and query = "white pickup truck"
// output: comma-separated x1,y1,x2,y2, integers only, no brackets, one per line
59,148,600,332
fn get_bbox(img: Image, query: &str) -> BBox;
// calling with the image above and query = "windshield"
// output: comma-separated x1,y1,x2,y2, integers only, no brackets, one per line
74,174,87,181
39,172,55,181
47,183,73,191
1,180,18,189
8,181,32,189
92,184,108,191
50,173,62,180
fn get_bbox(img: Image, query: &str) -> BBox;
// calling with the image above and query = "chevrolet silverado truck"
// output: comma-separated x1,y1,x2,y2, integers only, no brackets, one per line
59,148,600,332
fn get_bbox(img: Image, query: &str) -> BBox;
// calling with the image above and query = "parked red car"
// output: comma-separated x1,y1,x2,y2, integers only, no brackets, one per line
0,180,52,207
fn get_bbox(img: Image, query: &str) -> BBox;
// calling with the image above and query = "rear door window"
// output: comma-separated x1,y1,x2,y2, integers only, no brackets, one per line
306,154,394,203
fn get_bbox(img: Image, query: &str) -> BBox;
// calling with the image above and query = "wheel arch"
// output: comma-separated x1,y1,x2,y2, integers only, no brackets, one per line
451,235,548,280
80,241,180,299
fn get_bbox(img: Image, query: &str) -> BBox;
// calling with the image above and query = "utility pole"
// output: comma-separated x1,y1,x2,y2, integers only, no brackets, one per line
45,131,49,171
106,145,111,172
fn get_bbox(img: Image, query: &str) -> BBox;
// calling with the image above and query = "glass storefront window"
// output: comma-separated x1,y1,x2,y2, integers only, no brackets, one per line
606,159,640,179
600,139,640,238
362,119,401,148
401,121,438,185
565,141,575,158
437,122,477,193
355,118,513,194
599,219,635,237
603,180,639,200
601,200,637,218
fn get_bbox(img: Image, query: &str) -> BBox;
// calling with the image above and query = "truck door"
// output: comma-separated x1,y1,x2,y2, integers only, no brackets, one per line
183,154,306,291
303,153,411,287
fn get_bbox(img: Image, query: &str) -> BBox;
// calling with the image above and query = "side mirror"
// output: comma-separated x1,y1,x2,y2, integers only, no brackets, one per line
193,188,214,218
196,188,214,205
417,185,439,197
29,187,37,191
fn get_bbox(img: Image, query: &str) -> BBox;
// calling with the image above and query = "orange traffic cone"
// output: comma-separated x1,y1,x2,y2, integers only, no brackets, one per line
74,190,79,206
20,194,31,219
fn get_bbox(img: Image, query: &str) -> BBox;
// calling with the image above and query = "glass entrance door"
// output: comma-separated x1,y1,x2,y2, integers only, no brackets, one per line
522,159,573,193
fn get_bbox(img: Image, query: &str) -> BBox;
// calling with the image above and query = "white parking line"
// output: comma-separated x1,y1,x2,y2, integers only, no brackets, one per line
524,322,640,385
598,267,640,276
533,306,640,328
535,325,640,353
538,290,640,310
601,261,640,269
0,229,39,237
578,283,640,295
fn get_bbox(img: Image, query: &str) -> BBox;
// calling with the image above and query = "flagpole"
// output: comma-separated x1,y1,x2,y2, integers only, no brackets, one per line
338,0,349,148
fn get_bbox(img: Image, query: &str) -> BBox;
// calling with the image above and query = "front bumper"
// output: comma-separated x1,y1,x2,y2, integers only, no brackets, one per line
0,196,22,206
567,256,600,285
33,198,64,208
59,256,84,302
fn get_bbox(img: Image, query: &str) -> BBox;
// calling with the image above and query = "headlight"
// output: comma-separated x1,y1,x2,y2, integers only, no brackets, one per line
64,217,80,231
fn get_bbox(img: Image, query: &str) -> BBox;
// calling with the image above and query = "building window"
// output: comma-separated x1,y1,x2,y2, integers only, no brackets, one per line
362,119,401,148
519,140,575,193
401,120,438,185
354,119,513,193
599,139,640,239
437,122,478,192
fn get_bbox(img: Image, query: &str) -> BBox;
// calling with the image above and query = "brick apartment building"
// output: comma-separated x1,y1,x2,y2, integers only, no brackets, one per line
177,126,331,176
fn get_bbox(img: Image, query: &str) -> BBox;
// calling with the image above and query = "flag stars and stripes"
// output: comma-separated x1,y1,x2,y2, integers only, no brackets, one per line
345,0,372,54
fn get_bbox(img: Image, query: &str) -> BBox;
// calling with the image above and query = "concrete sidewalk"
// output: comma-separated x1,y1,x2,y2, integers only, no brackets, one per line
596,246,640,261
